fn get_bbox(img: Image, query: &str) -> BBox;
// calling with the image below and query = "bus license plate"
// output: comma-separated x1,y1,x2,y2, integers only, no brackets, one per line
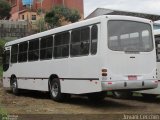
128,76,137,80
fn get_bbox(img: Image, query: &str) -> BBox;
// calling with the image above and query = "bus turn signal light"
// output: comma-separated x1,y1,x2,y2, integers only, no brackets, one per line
102,73,107,76
102,69,107,76
102,69,107,72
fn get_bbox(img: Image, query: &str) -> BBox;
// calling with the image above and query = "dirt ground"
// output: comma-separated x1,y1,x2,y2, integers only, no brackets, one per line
0,80,160,120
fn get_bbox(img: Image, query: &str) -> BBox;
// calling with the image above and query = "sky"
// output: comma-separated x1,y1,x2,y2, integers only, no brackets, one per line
84,0,160,18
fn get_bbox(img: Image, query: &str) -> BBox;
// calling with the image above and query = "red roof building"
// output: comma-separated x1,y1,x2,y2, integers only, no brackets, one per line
7,0,84,21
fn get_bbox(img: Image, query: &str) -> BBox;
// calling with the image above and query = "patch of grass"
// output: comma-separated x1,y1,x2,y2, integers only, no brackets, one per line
0,106,8,120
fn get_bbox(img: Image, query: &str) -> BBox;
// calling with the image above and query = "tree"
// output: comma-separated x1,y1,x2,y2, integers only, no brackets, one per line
36,8,45,15
0,39,6,55
45,6,81,28
35,18,47,32
0,39,6,65
0,0,11,19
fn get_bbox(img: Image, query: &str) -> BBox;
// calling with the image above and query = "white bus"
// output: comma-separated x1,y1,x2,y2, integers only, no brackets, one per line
136,29,160,98
3,15,158,102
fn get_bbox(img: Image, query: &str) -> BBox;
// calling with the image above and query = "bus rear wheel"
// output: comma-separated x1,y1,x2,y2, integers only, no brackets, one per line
50,78,70,102
11,78,19,95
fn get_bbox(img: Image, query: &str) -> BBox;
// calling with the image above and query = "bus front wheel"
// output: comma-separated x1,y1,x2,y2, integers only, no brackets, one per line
50,78,70,102
11,78,19,95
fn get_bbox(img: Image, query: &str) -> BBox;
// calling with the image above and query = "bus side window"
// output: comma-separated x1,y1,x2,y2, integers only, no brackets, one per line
54,32,69,58
155,37,160,62
71,29,81,56
40,36,53,60
11,44,18,63
91,25,98,55
18,41,28,62
3,50,10,71
28,39,39,61
71,27,90,56
81,27,90,55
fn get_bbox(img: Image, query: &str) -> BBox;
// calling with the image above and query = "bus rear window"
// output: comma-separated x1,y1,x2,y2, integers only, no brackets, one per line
108,20,153,52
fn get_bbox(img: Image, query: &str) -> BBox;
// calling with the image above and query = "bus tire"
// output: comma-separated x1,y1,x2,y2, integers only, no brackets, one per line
50,78,70,102
87,91,106,102
11,77,19,95
142,93,157,99
112,91,133,99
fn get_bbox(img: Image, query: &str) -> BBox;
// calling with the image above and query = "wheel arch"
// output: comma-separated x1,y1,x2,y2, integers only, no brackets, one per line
48,74,59,91
10,74,17,86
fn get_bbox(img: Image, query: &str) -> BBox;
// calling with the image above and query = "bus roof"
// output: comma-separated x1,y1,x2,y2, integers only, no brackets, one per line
5,15,152,46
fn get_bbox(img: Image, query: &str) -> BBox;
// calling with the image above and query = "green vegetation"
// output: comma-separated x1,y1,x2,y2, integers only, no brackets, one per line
0,106,8,120
0,0,11,19
0,39,6,59
0,39,6,78
36,18,47,32
0,65,2,78
45,5,81,28
0,39,6,48
36,8,45,15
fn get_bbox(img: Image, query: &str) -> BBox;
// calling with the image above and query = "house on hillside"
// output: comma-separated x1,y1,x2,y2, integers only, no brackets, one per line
7,0,84,21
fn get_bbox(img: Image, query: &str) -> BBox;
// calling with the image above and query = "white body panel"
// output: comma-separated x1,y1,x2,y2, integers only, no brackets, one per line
3,15,157,94
61,80,102,94
139,29,160,95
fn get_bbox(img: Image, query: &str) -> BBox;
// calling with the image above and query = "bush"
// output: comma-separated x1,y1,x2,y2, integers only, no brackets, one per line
0,65,2,78
0,39,6,66
0,39,6,54
0,39,6,47
0,39,6,78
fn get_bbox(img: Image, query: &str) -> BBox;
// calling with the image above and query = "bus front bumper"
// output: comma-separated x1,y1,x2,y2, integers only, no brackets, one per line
101,80,158,91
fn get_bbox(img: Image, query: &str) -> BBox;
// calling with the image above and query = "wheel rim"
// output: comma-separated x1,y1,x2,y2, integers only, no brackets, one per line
51,82,59,97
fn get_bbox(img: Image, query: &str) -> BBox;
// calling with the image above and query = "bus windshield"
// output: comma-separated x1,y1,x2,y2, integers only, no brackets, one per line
108,20,153,52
